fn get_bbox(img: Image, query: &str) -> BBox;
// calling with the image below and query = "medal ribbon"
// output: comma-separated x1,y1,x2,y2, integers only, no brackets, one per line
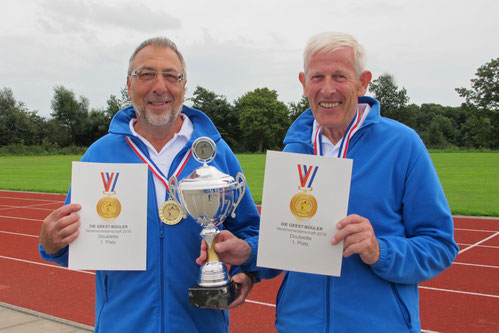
314,107,361,158
297,164,319,190
125,136,191,193
101,172,119,193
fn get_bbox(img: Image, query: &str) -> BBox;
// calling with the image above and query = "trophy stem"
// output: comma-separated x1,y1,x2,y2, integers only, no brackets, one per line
199,224,228,287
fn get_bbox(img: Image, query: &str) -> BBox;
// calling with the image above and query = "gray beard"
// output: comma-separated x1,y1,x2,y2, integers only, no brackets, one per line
134,104,182,127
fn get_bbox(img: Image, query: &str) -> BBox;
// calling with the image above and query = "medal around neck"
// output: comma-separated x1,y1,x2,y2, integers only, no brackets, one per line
169,136,247,308
159,199,185,225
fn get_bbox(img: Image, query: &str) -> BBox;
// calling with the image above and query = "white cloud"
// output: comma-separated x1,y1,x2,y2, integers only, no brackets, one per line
1,0,498,116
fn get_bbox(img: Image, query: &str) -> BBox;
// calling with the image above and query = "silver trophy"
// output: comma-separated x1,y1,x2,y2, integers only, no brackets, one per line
169,137,246,308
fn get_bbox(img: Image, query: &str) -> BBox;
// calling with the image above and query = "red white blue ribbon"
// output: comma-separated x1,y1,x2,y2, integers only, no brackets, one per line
101,172,119,193
314,107,361,158
125,136,191,193
297,164,319,190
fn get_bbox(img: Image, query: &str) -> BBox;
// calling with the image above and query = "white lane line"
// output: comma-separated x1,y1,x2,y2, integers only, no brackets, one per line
0,215,42,222
459,232,499,254
452,262,499,269
458,243,499,249
455,228,499,233
0,196,63,203
419,286,499,299
0,255,95,275
0,231,38,238
0,204,55,211
245,299,276,307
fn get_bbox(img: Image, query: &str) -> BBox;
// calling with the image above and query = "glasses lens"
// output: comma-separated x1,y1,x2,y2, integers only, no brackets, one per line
162,71,183,83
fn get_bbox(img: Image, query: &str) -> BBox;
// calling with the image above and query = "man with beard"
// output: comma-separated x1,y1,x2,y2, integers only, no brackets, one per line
39,37,260,333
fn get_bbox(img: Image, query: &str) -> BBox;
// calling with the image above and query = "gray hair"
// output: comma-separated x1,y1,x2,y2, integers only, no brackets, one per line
303,32,366,77
128,37,187,76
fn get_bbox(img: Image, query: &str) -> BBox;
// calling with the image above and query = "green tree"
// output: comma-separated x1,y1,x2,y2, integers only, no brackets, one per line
235,88,290,152
191,86,240,150
425,115,457,148
369,73,409,120
50,86,89,146
288,95,310,123
0,87,46,146
456,58,498,112
456,58,499,149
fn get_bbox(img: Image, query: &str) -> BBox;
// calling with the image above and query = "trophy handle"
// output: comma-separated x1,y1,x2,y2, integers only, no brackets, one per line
230,172,246,218
169,175,187,219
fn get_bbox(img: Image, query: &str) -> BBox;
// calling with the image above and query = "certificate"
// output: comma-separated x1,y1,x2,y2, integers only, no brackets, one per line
257,151,352,276
69,162,148,270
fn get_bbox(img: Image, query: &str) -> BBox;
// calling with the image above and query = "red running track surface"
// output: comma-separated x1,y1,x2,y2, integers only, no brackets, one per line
1,190,498,332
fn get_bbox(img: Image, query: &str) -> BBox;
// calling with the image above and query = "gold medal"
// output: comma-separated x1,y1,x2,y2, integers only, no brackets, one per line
97,195,122,220
290,191,317,219
159,200,184,225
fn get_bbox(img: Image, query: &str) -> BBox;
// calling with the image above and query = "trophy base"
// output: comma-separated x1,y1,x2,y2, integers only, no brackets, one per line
189,281,237,308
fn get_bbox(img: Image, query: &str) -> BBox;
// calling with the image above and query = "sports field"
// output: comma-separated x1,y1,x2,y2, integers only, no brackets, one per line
0,151,498,216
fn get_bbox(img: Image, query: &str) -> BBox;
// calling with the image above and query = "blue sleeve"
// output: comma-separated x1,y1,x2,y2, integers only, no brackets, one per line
370,146,459,284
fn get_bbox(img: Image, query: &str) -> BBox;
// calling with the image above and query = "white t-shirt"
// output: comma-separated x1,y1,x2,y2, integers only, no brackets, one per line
129,115,194,209
311,103,371,157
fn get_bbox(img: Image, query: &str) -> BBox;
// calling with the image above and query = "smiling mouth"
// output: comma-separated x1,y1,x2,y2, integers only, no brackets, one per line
149,101,170,106
320,102,341,108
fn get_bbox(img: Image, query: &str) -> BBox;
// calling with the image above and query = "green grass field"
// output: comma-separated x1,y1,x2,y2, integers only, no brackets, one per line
0,152,497,216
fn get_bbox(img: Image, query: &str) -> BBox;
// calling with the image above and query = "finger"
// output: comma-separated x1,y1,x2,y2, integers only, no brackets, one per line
226,274,252,309
195,240,208,265
215,230,234,244
49,203,82,221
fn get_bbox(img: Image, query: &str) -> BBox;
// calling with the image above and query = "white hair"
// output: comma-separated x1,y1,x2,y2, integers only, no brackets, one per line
303,32,367,77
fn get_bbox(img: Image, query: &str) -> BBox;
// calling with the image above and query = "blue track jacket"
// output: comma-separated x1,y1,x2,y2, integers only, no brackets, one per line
271,96,459,332
40,105,261,333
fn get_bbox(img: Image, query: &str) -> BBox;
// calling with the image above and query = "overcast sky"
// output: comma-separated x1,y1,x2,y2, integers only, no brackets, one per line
2,0,498,117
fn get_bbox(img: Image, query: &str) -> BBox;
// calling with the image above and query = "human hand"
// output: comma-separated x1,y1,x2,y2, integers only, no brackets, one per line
39,203,81,255
225,272,255,309
331,214,380,265
195,230,251,266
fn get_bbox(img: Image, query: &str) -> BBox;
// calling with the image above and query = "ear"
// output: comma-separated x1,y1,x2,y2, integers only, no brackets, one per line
299,72,307,96
126,76,132,100
357,70,372,96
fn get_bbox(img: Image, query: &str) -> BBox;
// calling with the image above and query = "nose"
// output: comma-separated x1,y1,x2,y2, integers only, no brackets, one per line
150,74,169,94
321,77,337,96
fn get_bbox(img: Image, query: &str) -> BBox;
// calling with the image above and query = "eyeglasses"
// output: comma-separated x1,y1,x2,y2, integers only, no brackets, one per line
130,69,185,84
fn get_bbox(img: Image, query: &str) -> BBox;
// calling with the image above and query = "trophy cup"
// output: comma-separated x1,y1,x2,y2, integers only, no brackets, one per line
169,137,246,308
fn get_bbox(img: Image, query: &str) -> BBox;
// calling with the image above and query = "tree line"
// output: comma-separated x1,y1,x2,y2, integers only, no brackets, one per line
1,57,497,154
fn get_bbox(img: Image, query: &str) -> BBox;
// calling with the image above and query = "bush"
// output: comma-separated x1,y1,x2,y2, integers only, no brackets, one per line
0,143,87,155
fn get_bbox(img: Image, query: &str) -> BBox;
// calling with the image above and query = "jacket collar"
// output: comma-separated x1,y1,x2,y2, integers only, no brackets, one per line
283,96,381,146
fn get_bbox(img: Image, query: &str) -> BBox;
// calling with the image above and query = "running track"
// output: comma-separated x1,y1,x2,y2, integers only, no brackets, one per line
0,190,498,332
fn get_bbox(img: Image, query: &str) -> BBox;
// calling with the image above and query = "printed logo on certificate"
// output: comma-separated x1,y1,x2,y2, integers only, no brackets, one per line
290,164,319,219
257,151,352,277
69,162,148,271
96,172,122,221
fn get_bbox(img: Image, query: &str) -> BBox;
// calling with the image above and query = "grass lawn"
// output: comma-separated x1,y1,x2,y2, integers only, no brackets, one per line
0,152,497,216
430,152,499,216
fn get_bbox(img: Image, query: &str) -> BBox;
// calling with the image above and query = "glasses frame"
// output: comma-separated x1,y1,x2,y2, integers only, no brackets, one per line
130,69,185,84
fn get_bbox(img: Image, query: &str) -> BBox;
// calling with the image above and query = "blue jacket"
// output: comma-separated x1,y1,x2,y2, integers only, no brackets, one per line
40,105,261,332
273,96,459,332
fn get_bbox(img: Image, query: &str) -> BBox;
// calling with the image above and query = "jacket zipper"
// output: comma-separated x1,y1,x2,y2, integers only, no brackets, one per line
160,221,165,332
325,276,330,333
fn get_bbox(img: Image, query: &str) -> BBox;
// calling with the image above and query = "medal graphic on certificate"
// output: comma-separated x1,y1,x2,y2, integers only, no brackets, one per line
290,164,319,219
97,172,121,221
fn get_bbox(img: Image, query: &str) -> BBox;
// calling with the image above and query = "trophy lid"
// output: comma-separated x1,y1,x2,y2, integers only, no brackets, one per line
179,165,236,190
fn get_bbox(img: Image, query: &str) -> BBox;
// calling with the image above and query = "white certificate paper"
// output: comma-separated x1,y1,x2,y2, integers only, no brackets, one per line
69,162,148,270
257,151,352,276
